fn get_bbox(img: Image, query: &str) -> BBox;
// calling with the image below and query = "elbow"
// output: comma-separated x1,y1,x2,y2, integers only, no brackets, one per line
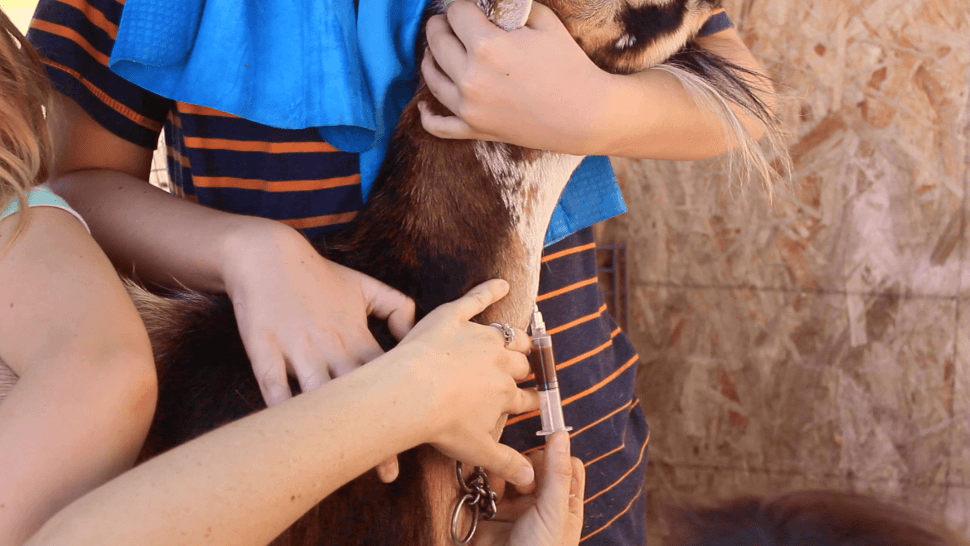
99,345,158,430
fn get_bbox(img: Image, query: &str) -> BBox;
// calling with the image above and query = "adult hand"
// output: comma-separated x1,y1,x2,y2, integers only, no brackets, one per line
419,0,615,155
222,222,416,406
395,279,540,487
473,432,585,546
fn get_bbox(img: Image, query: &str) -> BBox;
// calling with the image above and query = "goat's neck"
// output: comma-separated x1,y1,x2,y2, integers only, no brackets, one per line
330,88,584,329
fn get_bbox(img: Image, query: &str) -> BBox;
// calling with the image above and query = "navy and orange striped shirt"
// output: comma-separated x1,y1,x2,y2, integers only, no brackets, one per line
28,1,649,543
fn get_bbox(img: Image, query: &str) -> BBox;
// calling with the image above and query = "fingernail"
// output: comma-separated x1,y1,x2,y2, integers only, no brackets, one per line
266,382,288,405
303,375,322,391
514,465,535,486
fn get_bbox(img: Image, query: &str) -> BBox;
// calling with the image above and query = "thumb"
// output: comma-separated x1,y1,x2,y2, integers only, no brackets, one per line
360,275,416,340
535,431,573,522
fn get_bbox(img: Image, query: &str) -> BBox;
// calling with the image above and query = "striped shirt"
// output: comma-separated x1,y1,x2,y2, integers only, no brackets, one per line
28,1,649,544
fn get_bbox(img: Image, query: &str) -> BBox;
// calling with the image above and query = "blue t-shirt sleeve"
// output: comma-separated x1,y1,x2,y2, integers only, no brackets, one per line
697,10,734,37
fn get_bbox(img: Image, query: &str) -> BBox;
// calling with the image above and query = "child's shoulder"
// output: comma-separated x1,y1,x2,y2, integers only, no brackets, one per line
1,185,90,233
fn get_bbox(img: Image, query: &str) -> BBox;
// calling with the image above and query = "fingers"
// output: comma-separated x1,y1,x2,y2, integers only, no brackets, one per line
508,385,540,415
287,354,330,394
480,443,535,488
445,0,503,45
425,15,466,82
445,279,510,321
375,456,400,483
253,350,292,407
568,454,585,512
503,326,531,356
535,431,574,522
360,274,416,340
418,101,482,140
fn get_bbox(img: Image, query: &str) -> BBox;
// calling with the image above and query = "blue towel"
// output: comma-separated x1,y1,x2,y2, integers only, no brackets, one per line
109,0,625,246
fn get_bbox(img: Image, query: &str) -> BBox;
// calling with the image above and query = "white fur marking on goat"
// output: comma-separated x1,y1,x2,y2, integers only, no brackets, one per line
474,141,520,217
508,153,585,319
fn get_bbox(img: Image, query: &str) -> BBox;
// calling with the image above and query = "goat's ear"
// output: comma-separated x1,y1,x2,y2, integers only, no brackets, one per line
484,0,532,30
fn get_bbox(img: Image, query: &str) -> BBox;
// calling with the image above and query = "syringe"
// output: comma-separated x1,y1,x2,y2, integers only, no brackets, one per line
528,303,572,436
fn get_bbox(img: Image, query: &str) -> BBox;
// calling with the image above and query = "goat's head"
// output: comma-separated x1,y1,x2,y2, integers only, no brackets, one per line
474,0,723,73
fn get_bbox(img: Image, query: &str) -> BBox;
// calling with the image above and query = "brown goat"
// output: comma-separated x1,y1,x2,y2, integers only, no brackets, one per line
130,0,780,544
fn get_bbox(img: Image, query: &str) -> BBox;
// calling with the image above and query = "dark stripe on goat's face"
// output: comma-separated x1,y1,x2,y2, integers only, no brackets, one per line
545,0,720,75
615,0,689,56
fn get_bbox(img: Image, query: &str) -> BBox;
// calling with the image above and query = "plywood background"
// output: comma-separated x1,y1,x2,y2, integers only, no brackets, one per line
595,0,970,541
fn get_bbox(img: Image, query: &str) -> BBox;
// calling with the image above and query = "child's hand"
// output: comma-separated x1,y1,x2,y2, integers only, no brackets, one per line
222,223,416,407
393,279,540,487
472,432,585,546
419,0,614,155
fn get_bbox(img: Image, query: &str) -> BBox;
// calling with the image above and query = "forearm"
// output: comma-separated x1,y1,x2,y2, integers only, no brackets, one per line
50,169,293,292
27,351,428,546
49,91,301,293
589,28,774,159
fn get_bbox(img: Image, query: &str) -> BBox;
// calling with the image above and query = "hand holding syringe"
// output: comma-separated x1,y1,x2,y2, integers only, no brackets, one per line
529,304,572,436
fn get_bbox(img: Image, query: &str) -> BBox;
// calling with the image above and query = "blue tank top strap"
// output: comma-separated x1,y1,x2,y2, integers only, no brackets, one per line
1,186,91,233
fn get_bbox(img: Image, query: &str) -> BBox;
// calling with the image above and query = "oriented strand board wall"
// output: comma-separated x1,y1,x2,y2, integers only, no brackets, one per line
597,0,970,541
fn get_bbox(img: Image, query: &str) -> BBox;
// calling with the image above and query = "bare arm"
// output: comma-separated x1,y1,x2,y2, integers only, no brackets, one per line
419,1,774,159
48,94,276,292
25,281,543,546
48,94,416,409
0,208,156,546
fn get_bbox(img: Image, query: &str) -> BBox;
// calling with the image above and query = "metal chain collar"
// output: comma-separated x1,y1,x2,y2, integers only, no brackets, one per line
450,462,498,545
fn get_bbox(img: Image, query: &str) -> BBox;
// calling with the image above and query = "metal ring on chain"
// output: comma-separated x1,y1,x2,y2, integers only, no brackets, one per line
488,322,516,346
451,493,480,546
451,462,499,545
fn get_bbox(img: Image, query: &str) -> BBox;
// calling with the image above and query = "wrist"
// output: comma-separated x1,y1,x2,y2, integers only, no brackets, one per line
583,72,641,157
218,217,306,295
359,345,440,448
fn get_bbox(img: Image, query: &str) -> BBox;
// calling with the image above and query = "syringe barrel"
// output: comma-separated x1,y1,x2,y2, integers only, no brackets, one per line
536,387,571,436
528,332,558,391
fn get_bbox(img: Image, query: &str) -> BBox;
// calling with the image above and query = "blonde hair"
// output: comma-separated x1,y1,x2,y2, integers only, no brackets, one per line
0,8,53,250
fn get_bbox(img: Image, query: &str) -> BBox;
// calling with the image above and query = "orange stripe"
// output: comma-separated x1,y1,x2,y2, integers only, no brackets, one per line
584,432,649,504
32,19,109,65
547,304,606,336
182,137,339,154
507,354,638,426
585,443,625,468
192,174,359,192
519,399,635,456
54,0,119,38
536,277,597,302
176,102,240,118
574,399,634,439
611,327,621,337
541,242,595,263
42,59,163,131
279,211,357,230
165,146,191,168
580,485,645,543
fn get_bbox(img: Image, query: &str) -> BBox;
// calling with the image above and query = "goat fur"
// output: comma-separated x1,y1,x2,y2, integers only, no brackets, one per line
131,0,785,543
